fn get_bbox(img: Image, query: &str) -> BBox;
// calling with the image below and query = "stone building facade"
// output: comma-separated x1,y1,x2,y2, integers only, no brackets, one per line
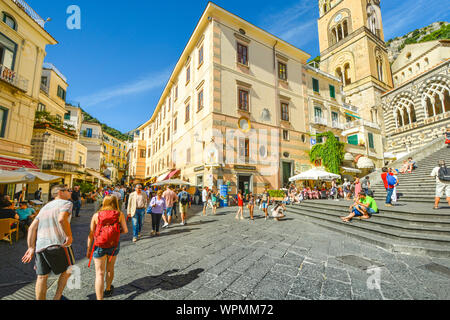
381,40,450,155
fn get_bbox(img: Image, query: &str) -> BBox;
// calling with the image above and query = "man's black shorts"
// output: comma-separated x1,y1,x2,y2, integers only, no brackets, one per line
35,246,75,276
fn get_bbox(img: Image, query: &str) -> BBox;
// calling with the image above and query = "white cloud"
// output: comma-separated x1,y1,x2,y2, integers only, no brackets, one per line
76,69,171,107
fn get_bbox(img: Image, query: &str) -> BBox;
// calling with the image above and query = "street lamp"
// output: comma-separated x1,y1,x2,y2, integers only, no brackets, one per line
43,132,51,142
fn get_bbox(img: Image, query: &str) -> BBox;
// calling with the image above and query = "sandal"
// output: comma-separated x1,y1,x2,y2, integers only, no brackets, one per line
433,207,439,210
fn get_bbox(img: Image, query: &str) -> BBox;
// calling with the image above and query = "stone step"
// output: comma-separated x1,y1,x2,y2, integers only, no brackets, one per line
293,203,450,237
287,211,450,258
373,196,436,203
293,200,450,220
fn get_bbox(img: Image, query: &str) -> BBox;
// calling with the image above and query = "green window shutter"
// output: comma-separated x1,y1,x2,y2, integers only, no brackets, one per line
329,85,335,98
347,135,358,145
368,133,374,149
313,78,319,93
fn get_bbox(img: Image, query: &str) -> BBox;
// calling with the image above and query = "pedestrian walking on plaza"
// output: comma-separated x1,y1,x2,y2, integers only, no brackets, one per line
178,187,191,226
431,160,450,210
127,184,148,243
235,190,244,220
92,187,104,213
343,179,351,200
21,185,75,300
194,187,201,205
112,187,123,210
247,192,255,221
150,190,166,236
162,186,178,228
261,187,271,220
87,196,128,300
71,185,82,217
202,187,210,216
211,188,219,215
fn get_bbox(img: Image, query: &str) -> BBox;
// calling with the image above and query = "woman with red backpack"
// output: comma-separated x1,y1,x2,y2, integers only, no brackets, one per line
87,195,128,300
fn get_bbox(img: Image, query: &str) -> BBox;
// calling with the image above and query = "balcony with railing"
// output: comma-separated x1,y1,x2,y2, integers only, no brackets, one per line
81,132,103,140
343,119,381,131
40,81,49,94
342,103,359,114
312,117,328,126
0,65,29,92
42,160,84,173
331,121,345,130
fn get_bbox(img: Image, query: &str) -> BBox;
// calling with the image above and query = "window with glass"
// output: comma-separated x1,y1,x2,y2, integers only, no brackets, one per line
0,106,8,138
238,89,249,111
237,43,248,66
57,86,66,101
239,138,250,158
199,45,204,66
86,128,92,138
281,102,289,121
313,78,319,93
314,107,323,119
37,103,46,112
331,111,339,123
55,149,65,161
278,62,287,81
198,90,204,112
0,32,17,70
140,149,146,158
185,104,190,123
64,112,71,120
167,125,170,141
175,86,178,101
368,133,375,149
2,13,16,30
283,130,289,141
329,85,336,98
186,66,190,84
174,117,177,133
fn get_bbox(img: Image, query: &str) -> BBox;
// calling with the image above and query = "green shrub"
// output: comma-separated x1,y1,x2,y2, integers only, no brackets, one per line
268,190,285,198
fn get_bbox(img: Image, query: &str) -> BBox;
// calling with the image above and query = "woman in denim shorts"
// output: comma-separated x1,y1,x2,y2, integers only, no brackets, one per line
87,196,128,300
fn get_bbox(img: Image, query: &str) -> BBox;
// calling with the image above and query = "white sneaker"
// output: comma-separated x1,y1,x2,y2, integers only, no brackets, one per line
163,223,169,228
180,222,186,226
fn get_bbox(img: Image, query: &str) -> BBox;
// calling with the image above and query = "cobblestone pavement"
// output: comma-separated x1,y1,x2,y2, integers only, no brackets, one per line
1,203,450,300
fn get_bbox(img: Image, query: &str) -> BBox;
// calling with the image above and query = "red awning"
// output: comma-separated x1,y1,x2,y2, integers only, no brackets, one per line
166,169,180,180
0,156,39,171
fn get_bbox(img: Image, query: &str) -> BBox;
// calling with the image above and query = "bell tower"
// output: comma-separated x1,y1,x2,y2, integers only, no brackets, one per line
317,0,393,123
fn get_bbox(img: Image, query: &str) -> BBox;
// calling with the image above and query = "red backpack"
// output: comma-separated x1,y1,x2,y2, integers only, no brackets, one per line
94,210,121,249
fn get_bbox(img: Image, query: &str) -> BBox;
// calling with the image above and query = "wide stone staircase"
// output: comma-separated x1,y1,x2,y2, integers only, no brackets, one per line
287,145,450,258
371,146,450,203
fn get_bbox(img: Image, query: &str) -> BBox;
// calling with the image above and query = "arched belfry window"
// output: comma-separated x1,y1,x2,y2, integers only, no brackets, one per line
392,95,417,129
421,80,450,118
367,5,380,38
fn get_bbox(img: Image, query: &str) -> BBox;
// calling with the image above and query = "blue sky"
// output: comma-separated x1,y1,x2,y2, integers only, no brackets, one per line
26,0,449,133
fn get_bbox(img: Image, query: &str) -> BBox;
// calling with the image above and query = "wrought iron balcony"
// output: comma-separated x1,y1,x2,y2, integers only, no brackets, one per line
0,65,29,92
42,160,83,173
343,119,380,131
313,117,328,126
331,121,344,130
342,103,359,113
40,82,49,93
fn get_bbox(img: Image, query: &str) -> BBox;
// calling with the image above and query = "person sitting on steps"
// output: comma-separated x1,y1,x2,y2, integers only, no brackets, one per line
341,192,378,223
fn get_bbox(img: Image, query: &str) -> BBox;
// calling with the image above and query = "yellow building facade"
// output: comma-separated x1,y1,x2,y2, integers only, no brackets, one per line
0,0,56,162
131,3,320,193
102,132,128,183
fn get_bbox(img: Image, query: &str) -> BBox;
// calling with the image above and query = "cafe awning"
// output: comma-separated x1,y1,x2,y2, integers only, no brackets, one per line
86,169,113,184
166,169,180,180
345,113,361,119
0,169,35,184
13,168,62,184
341,167,362,174
0,156,39,171
156,171,171,182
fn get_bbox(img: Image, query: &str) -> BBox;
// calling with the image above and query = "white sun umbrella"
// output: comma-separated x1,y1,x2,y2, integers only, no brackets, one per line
289,168,341,182
13,168,62,184
0,169,36,184
152,179,198,187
